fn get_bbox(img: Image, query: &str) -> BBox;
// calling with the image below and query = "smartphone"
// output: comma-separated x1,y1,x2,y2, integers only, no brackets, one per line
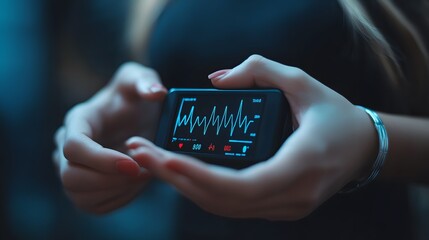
155,88,292,168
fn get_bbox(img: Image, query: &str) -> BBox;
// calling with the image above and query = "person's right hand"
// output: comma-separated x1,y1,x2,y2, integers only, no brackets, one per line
125,55,379,220
53,62,167,214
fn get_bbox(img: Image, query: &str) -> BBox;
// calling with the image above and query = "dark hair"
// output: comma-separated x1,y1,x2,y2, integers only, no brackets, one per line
340,0,429,115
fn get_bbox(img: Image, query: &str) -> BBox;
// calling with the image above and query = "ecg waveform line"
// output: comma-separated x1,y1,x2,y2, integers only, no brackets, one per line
173,99,255,137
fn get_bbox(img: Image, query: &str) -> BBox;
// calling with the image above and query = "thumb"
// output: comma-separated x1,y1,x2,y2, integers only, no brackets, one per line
111,62,168,101
209,55,326,105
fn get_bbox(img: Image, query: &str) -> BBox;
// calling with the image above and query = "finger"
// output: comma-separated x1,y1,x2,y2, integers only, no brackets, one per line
164,156,243,193
127,138,313,220
92,184,145,214
57,111,135,175
62,109,140,176
127,136,275,213
126,134,324,219
67,182,139,208
129,145,240,214
53,126,67,168
111,62,167,101
209,54,312,93
69,182,145,214
127,137,240,192
54,126,66,148
126,136,156,150
126,137,209,198
62,132,140,177
60,162,150,192
209,55,327,109
127,138,188,179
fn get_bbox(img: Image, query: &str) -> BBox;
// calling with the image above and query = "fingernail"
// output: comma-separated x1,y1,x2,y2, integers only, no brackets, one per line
116,160,140,177
149,83,165,93
208,69,230,81
125,137,140,148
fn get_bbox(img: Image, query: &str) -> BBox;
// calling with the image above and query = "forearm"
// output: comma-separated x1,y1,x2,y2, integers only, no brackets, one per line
379,113,429,184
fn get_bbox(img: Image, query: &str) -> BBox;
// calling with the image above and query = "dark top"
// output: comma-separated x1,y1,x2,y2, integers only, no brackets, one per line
146,0,411,239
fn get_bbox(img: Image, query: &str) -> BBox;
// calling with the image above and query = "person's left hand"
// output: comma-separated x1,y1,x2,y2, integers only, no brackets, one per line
126,55,378,220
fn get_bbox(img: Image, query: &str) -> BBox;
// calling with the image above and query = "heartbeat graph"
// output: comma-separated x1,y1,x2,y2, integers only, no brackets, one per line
173,99,255,137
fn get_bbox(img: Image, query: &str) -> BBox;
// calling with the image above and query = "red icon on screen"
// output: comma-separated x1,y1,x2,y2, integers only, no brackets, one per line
223,145,232,152
208,143,215,151
178,143,184,149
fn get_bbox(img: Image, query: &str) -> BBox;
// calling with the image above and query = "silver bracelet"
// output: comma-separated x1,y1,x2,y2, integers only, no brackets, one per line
340,106,389,193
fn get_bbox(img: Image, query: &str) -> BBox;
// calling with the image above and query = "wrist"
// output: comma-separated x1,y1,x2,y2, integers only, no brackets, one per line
355,120,379,181
340,106,389,193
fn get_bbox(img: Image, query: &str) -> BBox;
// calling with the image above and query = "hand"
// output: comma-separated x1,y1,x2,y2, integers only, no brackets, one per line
126,55,378,220
53,62,167,214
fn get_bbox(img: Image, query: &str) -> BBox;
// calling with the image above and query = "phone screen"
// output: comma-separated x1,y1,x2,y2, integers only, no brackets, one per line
166,94,266,158
156,88,291,167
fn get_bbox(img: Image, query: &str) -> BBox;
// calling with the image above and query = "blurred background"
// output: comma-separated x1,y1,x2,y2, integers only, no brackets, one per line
0,0,428,239
0,0,179,239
